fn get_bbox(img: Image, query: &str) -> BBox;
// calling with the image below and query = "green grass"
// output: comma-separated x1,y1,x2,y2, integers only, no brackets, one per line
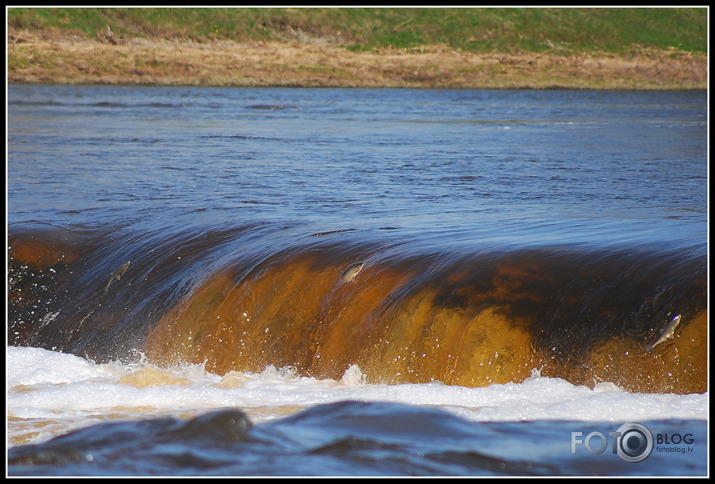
7,7,708,54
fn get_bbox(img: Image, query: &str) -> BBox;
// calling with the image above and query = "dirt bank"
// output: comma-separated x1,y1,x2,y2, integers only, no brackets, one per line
7,31,707,89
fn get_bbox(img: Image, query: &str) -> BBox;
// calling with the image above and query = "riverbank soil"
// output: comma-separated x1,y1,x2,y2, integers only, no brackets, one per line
7,29,707,89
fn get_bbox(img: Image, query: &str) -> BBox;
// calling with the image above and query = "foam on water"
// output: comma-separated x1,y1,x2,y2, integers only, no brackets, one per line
7,346,708,448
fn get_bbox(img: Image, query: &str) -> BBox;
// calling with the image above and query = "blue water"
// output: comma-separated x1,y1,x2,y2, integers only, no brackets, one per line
6,85,708,476
7,86,707,250
7,401,708,477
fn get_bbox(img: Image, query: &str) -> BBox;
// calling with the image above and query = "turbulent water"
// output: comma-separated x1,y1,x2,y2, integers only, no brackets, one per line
6,85,708,476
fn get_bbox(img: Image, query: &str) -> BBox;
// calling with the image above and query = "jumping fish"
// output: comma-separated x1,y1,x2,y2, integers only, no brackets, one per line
104,261,130,294
341,262,365,282
645,314,681,352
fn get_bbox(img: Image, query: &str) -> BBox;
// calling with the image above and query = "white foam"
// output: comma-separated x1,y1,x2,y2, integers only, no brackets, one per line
7,346,104,386
6,346,708,446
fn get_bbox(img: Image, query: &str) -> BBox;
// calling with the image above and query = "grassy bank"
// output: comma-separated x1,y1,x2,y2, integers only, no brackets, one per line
7,7,708,89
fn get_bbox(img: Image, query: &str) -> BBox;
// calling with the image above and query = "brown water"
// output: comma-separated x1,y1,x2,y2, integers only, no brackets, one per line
7,221,708,394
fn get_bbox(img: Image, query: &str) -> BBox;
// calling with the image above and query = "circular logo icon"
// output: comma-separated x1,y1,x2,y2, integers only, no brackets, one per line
615,423,653,463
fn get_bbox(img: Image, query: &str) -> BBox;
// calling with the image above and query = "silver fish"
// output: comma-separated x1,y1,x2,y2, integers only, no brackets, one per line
645,314,681,352
104,261,130,294
341,262,365,282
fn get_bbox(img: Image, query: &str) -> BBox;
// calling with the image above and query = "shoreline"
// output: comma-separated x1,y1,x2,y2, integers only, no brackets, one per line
8,34,708,90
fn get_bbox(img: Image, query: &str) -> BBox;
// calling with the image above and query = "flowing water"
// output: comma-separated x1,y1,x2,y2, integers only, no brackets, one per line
6,85,708,476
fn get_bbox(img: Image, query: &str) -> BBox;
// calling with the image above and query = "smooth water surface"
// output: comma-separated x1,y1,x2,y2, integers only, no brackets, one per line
8,86,707,249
